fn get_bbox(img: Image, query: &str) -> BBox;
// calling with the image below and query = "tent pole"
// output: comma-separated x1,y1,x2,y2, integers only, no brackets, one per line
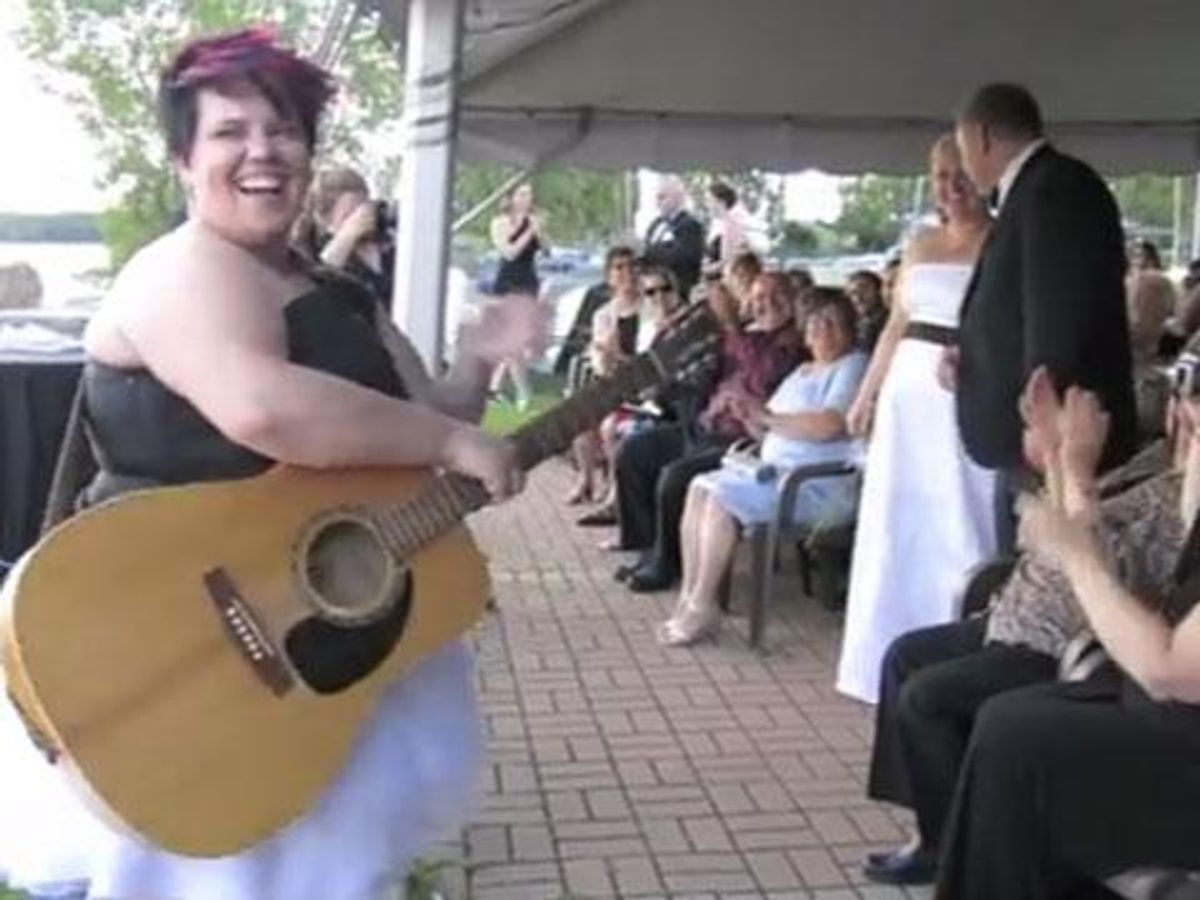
1173,176,1184,268
391,0,465,371
452,169,535,234
1192,171,1200,264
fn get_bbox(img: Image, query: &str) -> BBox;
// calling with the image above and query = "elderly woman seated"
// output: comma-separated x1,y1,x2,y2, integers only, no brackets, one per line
1126,269,1176,441
657,288,868,647
932,347,1200,898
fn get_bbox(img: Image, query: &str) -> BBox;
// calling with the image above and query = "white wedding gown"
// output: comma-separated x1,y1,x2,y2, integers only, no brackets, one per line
0,556,482,900
836,263,997,704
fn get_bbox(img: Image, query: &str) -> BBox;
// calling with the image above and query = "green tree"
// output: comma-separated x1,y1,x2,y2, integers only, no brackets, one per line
775,220,821,257
835,175,919,252
681,170,786,242
453,162,628,248
21,0,402,267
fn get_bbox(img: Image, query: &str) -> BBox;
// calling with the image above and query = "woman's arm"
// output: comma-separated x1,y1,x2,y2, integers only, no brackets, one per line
1058,519,1200,702
1027,401,1200,702
372,304,491,424
319,203,375,270
490,215,538,261
847,301,909,434
762,409,848,443
110,239,486,470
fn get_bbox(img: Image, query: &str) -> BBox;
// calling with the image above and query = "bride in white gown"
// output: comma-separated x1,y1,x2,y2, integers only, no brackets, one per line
836,135,996,704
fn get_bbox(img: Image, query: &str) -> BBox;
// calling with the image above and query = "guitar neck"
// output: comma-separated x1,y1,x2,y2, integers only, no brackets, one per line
509,352,665,471
361,349,670,558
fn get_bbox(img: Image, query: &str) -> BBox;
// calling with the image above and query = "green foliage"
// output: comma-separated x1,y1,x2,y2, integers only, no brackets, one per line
0,212,101,242
775,220,821,257
454,163,628,246
835,175,920,252
20,0,402,267
682,170,785,240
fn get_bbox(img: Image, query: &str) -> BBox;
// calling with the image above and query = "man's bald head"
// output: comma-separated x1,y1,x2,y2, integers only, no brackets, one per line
656,175,688,216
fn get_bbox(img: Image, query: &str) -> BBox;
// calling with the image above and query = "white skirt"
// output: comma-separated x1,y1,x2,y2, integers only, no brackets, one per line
836,337,996,704
0,637,482,900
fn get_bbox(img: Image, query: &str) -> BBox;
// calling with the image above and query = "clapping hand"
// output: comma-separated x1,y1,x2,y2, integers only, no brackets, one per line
1015,491,1099,568
1019,366,1109,515
461,294,550,367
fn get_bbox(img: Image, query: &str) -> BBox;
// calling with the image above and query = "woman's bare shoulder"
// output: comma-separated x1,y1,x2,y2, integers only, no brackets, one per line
901,226,947,264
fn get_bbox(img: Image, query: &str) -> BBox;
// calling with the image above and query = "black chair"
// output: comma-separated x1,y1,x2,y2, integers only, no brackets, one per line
957,562,1200,900
719,460,859,648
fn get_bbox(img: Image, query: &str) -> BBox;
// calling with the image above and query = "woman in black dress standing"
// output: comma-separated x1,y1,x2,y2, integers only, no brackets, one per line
489,182,543,410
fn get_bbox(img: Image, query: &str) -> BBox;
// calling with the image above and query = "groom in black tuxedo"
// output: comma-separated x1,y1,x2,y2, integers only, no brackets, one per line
953,83,1136,554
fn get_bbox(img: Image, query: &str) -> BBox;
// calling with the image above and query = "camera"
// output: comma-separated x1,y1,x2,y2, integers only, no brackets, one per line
374,200,398,243
1172,352,1200,398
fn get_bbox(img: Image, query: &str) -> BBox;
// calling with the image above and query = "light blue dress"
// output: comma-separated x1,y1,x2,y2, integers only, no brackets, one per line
693,352,868,527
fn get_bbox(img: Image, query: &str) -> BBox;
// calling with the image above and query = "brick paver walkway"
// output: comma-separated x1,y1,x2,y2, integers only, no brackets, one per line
440,460,932,900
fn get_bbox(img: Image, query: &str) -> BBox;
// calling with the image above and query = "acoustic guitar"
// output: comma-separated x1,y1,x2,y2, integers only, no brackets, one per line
0,304,718,857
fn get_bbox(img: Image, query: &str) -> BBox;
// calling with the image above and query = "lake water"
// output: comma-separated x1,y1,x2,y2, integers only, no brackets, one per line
0,241,110,309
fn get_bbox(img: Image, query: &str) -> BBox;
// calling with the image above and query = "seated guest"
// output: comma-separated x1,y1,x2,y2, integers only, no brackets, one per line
1162,269,1200,359
1126,270,1175,441
1128,236,1164,274
657,289,866,646
724,250,764,321
935,362,1200,899
573,263,682,514
847,269,887,351
567,246,640,504
606,272,805,592
863,353,1190,887
880,255,902,310
786,266,816,306
705,279,742,333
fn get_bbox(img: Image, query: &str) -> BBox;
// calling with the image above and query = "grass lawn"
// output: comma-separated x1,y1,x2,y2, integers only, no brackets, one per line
481,390,560,435
481,373,565,435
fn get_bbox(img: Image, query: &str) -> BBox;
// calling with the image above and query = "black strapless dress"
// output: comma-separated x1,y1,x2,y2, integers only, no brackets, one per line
0,279,482,900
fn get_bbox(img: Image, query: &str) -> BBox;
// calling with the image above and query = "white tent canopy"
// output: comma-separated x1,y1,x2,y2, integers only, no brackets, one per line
374,0,1200,175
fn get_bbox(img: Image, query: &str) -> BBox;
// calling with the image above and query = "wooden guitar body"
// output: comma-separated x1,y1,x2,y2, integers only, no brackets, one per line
0,301,719,858
1,464,488,857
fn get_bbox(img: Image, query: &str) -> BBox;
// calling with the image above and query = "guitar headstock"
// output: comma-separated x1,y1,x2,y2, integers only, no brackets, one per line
647,303,722,385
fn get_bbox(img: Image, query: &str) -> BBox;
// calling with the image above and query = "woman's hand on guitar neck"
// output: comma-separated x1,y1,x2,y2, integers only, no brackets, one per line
441,425,525,501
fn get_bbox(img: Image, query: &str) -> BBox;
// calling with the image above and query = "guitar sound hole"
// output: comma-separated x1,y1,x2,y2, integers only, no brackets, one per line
304,518,392,622
284,572,413,694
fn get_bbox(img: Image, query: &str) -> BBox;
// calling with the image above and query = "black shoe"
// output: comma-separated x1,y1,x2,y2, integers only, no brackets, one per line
862,844,938,885
577,504,617,527
627,566,676,593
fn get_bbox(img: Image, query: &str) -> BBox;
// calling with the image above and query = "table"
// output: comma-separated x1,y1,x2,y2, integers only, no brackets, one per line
0,351,85,573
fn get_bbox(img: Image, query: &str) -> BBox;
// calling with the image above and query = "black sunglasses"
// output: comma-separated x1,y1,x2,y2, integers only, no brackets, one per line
643,284,672,297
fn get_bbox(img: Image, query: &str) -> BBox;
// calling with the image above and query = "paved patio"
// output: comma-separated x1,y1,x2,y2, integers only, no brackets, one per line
442,459,932,900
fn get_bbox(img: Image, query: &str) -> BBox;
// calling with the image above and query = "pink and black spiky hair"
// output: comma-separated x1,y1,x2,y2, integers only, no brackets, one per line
159,27,337,157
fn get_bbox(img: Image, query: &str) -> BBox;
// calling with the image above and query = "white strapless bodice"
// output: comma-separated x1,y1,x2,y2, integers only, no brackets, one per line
901,263,974,328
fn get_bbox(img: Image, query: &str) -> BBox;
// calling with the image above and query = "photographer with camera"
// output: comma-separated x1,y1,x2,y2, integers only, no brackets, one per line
311,166,397,310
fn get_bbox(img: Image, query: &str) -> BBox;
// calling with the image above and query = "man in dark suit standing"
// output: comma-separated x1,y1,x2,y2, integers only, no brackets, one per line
642,175,705,300
860,84,1137,888
952,83,1136,555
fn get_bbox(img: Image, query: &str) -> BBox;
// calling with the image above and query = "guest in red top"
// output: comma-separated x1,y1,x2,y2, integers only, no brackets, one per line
607,272,806,592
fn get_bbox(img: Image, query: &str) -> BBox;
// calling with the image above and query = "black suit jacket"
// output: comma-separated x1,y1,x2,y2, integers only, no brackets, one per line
643,210,705,299
957,144,1136,472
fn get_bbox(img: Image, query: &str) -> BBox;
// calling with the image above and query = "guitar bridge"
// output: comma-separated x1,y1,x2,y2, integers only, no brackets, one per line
203,568,294,697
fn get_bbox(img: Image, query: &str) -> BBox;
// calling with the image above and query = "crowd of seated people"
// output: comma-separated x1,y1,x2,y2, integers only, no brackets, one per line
596,269,805,591
656,288,867,646
546,185,1200,894
859,332,1200,896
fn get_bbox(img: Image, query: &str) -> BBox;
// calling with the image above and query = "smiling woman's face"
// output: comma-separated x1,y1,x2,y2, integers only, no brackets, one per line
177,82,312,250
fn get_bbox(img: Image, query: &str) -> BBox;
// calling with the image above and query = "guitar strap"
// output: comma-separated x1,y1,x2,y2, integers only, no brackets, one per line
39,377,95,536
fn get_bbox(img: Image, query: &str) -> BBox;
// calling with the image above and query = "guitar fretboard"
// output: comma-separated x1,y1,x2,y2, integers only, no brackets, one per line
365,353,661,557
363,305,716,560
